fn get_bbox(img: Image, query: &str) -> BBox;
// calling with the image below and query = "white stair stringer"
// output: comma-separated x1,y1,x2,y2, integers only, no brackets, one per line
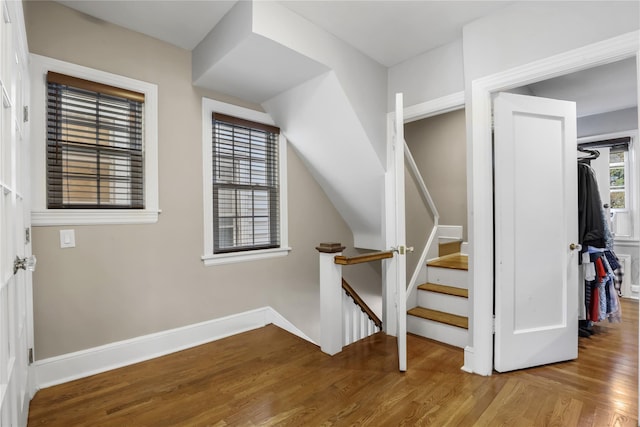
407,315,468,348
427,265,467,289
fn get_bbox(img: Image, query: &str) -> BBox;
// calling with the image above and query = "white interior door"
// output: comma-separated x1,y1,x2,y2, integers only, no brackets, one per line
394,93,407,372
1,1,33,425
494,92,579,373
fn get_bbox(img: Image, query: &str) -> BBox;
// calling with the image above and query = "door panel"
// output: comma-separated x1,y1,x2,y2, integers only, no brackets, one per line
494,92,579,373
1,1,33,424
394,93,407,372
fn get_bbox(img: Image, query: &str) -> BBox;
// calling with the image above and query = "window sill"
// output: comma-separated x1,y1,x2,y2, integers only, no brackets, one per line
201,247,292,266
31,209,160,226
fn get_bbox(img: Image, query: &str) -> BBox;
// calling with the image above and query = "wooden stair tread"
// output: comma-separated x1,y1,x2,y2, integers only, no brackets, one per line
418,283,468,298
408,307,468,329
427,253,468,271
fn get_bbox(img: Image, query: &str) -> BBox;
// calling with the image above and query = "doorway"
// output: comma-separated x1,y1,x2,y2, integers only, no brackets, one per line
467,31,639,384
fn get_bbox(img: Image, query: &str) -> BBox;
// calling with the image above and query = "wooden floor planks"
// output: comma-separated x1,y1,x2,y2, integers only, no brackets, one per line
28,299,638,426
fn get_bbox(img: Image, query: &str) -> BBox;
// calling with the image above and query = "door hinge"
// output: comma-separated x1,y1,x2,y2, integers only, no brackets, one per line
28,348,34,365
25,227,30,244
492,315,496,334
23,105,28,123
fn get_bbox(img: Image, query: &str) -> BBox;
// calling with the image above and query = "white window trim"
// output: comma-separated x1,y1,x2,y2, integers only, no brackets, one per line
201,97,290,266
29,54,159,226
579,129,638,242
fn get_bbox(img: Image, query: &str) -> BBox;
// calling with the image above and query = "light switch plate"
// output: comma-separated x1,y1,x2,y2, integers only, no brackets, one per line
59,229,75,248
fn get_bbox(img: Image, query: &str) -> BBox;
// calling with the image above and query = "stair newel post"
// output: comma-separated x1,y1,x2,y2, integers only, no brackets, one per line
316,242,345,355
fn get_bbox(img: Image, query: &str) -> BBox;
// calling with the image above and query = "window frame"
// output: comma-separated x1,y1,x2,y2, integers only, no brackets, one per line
30,54,159,226
201,97,289,266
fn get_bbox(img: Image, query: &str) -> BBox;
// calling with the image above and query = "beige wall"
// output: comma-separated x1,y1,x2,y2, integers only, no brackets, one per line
405,109,467,241
25,1,377,359
404,161,435,281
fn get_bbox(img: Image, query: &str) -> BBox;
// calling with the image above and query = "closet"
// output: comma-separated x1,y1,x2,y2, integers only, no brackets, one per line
577,138,630,335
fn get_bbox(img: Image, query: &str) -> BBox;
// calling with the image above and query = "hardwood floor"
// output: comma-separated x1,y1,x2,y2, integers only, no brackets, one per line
28,299,638,426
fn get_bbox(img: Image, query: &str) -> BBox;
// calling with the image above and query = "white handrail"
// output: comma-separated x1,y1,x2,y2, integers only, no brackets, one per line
404,141,440,222
404,140,440,297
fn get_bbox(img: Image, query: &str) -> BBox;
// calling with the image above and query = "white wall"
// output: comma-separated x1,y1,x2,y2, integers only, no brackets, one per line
388,39,464,111
462,2,640,82
253,1,388,166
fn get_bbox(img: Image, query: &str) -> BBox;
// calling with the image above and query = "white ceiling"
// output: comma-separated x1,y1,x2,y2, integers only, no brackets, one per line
525,58,638,118
56,1,237,51
56,0,513,67
280,1,512,67
55,0,637,116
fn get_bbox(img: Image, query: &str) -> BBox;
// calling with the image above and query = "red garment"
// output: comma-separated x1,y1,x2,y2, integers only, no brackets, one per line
595,257,606,283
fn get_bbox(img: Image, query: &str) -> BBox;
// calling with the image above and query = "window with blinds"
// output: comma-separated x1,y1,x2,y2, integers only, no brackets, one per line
212,113,280,253
46,71,145,209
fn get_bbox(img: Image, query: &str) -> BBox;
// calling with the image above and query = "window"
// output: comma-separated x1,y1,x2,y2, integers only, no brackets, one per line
30,54,159,225
212,113,279,253
609,150,627,210
202,98,289,265
46,72,144,209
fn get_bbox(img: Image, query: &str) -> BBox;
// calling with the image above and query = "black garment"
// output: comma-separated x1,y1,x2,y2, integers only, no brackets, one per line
578,163,605,248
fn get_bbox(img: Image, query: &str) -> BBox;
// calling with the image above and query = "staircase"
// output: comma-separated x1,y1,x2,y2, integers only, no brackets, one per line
407,240,469,348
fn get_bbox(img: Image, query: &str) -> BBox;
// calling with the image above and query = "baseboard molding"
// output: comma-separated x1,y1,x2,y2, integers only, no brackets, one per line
461,345,474,373
34,307,314,389
460,242,469,255
438,225,463,240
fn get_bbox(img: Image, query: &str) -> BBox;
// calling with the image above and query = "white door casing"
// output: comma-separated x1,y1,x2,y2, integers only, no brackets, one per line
493,92,579,372
467,30,639,377
0,0,34,425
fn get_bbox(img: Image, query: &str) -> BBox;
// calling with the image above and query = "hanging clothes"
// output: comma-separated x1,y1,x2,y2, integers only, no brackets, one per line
578,162,606,249
577,160,623,328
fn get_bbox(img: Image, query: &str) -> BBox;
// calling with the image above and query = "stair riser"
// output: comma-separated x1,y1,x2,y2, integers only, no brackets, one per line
427,266,468,289
407,316,468,348
417,291,468,318
439,240,462,257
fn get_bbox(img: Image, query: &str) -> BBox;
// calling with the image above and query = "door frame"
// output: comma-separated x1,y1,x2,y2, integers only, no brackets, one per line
467,30,640,376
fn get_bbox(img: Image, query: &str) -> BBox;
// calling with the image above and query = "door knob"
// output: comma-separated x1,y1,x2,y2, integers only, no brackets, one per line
569,243,582,251
14,255,36,275
391,245,414,255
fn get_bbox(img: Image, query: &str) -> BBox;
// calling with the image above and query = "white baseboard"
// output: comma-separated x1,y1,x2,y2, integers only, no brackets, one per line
34,307,314,389
460,242,469,255
461,346,474,373
437,225,463,240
